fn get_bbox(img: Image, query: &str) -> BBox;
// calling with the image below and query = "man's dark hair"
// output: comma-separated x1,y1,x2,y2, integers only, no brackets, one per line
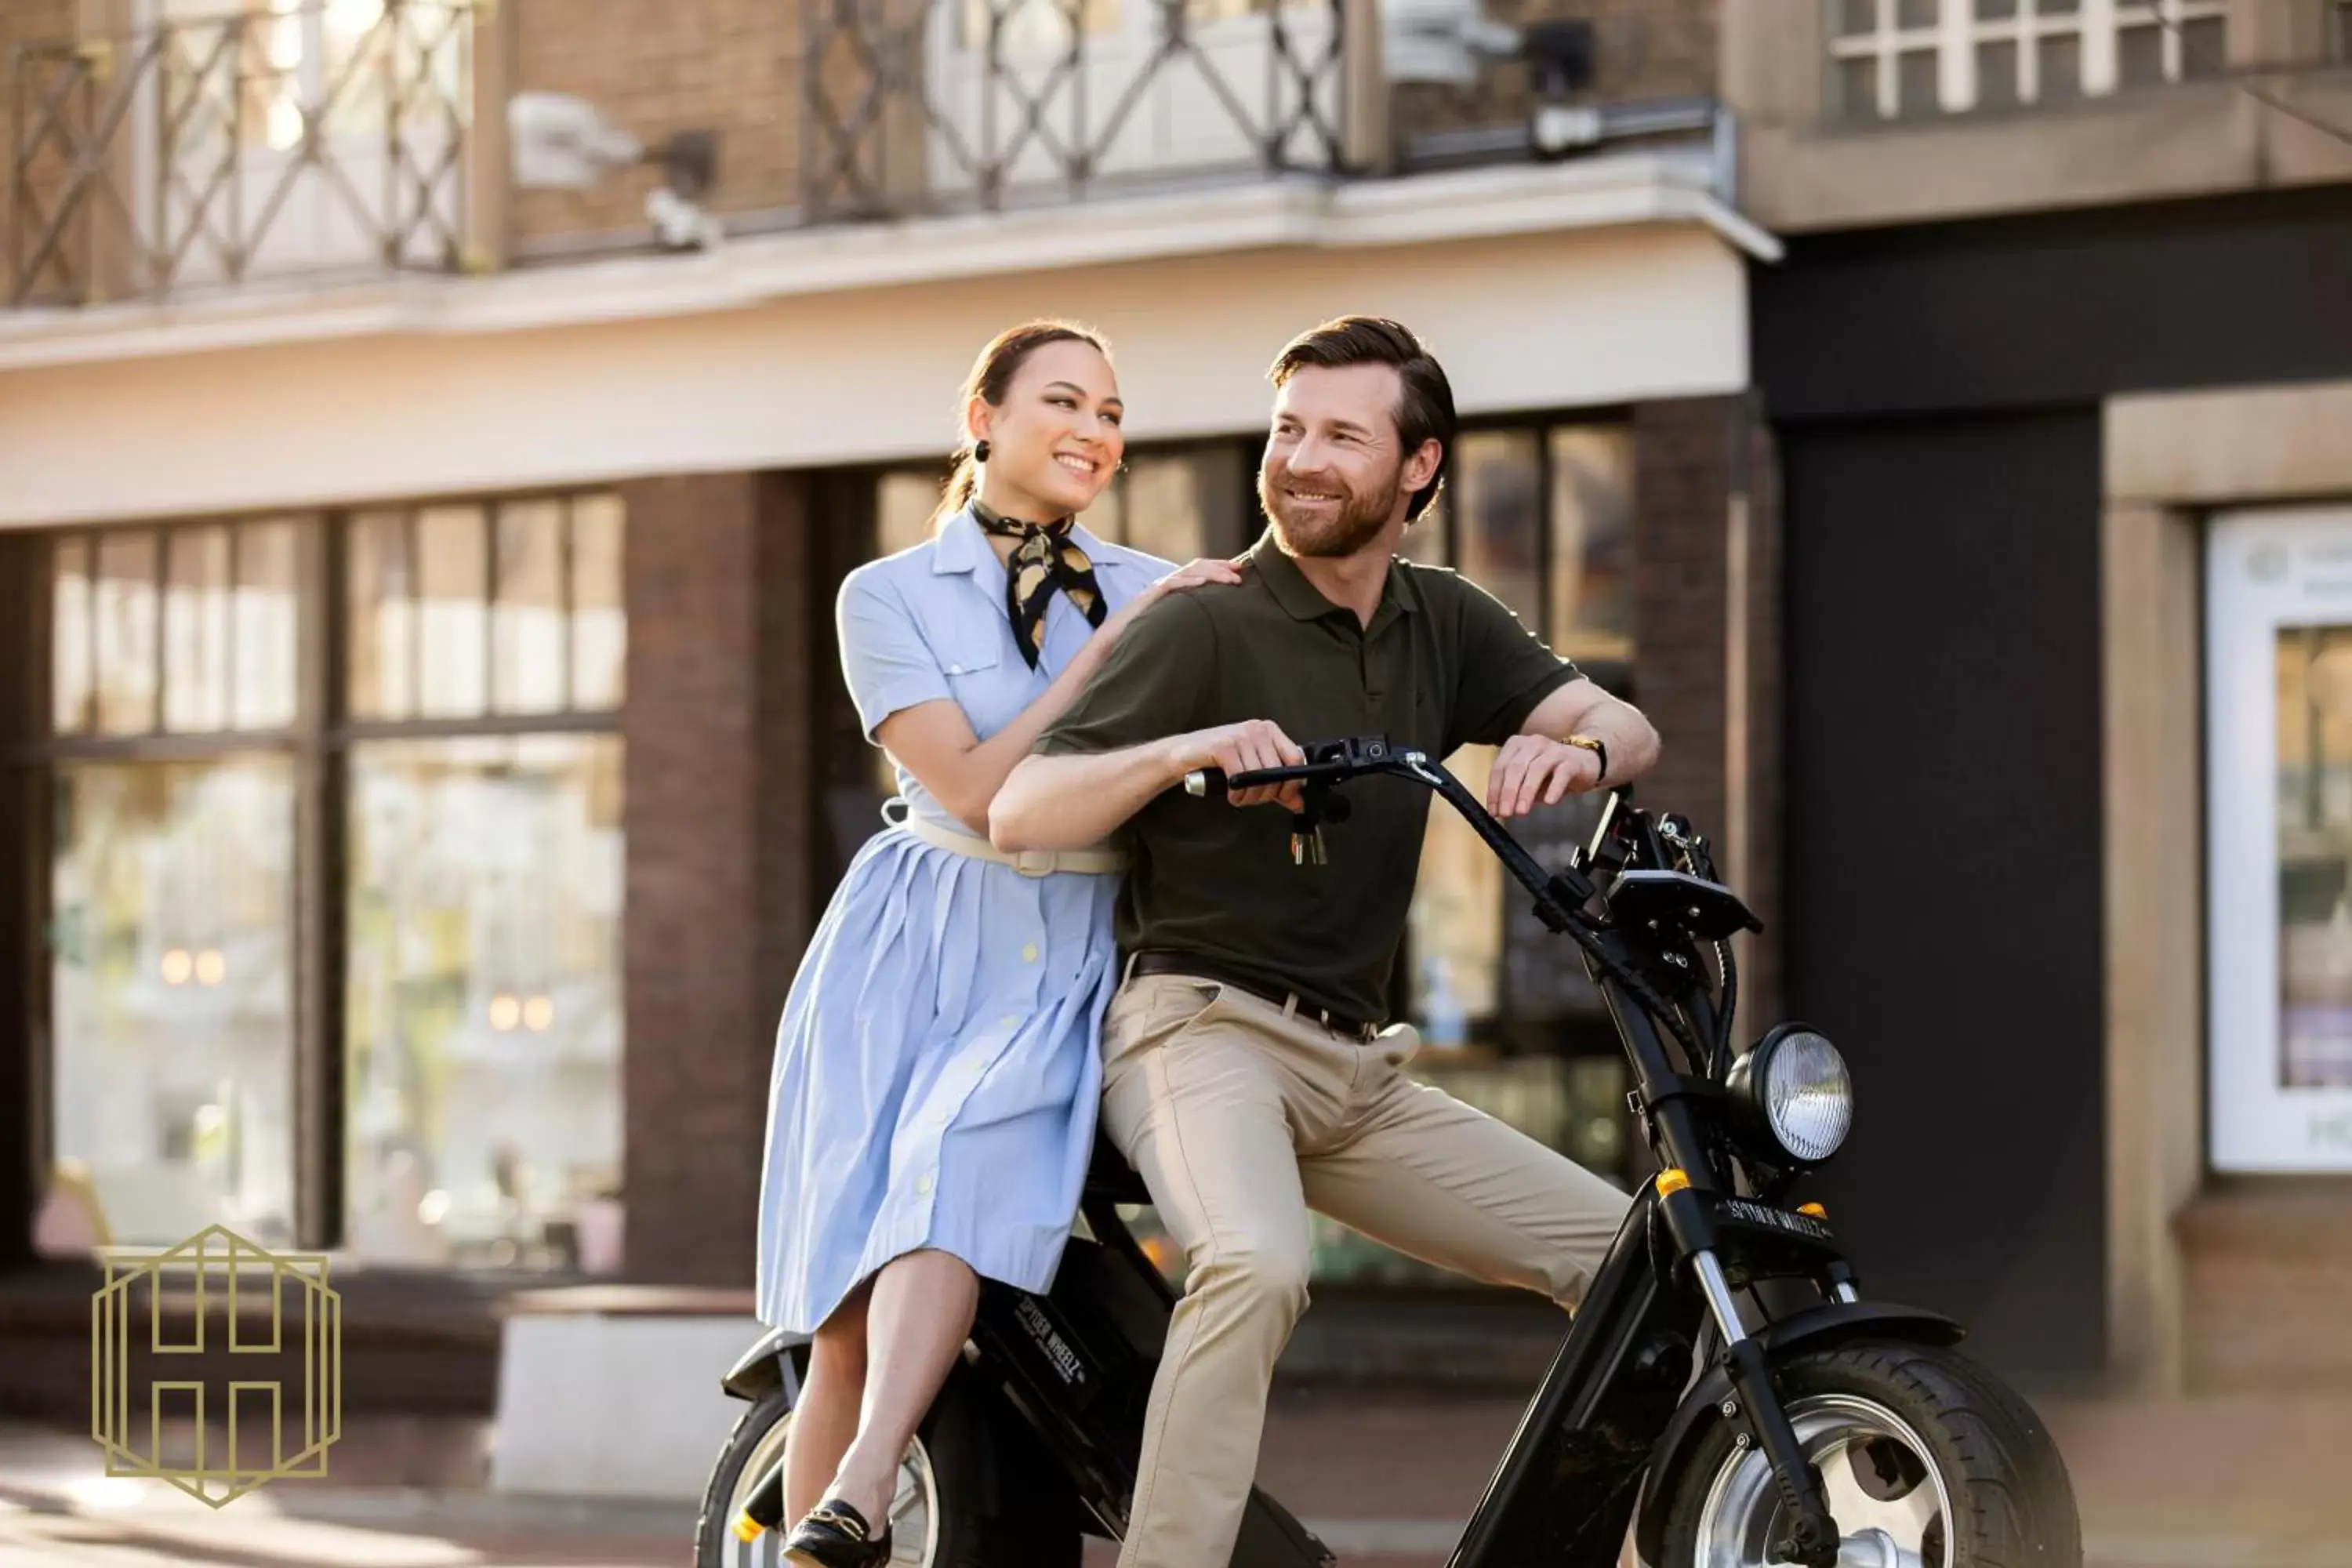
1266,315,1456,521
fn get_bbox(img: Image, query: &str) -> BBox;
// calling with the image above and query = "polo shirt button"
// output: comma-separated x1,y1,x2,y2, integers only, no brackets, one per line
1022,942,1040,963
948,663,965,674
1000,1013,1020,1027
916,1173,935,1195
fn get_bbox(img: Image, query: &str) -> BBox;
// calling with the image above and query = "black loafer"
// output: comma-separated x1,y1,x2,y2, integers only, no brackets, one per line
783,1497,893,1567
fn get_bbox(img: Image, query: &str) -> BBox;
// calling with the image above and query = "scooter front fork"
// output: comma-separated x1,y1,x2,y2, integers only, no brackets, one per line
1690,1250,1842,1568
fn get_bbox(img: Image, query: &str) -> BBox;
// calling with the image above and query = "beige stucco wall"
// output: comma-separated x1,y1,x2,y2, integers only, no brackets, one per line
0,218,1750,528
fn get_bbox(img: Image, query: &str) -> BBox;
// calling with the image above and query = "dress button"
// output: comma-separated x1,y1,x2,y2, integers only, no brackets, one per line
1000,1013,1020,1027
1022,943,1040,963
916,1173,935,1195
948,664,964,674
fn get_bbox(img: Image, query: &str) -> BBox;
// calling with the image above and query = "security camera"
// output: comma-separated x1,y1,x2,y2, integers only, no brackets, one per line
1381,0,1522,87
646,185,722,251
510,93,723,250
509,91,644,191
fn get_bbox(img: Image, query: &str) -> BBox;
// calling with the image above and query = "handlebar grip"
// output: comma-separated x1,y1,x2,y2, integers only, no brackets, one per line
1183,768,1224,798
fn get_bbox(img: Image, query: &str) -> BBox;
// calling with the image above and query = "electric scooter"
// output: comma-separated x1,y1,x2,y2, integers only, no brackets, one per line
696,735,2080,1568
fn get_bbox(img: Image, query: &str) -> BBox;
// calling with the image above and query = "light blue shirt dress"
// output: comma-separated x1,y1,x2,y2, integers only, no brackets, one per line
753,506,1173,1335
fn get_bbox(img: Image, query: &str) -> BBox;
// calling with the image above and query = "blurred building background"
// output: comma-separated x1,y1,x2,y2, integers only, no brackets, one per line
0,0,2347,1431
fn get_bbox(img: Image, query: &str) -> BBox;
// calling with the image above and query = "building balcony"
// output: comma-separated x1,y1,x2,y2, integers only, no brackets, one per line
5,0,481,310
6,0,1736,314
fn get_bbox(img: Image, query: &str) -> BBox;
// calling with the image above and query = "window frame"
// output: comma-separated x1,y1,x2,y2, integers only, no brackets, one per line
1826,0,2230,121
24,486,625,1262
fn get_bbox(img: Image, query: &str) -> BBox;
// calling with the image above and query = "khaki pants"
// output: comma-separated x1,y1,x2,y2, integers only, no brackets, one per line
1098,971,1632,1568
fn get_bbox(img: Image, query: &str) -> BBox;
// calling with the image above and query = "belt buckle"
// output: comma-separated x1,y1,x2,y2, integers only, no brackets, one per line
1012,849,1054,877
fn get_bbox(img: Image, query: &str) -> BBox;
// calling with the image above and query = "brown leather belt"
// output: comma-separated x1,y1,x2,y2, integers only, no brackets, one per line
1127,950,1381,1042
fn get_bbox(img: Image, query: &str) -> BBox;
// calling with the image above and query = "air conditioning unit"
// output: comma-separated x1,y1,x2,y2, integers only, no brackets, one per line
1380,0,1522,87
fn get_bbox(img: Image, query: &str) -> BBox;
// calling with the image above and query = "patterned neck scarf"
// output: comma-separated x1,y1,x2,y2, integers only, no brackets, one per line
972,500,1105,669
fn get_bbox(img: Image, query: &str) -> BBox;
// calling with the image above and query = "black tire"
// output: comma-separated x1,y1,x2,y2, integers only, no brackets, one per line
691,1367,1085,1568
1658,1341,2081,1568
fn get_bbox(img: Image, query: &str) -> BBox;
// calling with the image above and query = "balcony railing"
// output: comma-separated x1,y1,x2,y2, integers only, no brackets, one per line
795,0,1353,223
7,0,474,309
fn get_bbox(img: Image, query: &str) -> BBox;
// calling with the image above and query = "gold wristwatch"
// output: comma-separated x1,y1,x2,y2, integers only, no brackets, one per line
1563,733,1609,785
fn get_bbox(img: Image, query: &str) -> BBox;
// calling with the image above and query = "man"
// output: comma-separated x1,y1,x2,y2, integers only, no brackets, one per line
989,316,1658,1568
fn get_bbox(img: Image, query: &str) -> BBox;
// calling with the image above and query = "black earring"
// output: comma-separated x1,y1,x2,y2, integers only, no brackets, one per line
974,439,991,463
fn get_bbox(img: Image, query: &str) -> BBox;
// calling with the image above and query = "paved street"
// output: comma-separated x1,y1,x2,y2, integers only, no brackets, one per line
5,1388,2351,1566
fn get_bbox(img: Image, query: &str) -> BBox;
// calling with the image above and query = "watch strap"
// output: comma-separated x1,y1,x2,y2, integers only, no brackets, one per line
1564,733,1609,785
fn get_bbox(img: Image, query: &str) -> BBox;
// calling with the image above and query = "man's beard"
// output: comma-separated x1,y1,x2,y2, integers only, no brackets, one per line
1258,462,1404,559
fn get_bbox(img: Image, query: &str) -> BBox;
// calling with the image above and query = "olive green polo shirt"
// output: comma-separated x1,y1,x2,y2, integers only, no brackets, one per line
1034,530,1581,1024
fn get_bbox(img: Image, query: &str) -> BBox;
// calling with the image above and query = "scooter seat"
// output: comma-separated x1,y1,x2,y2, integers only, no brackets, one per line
1082,1134,1153,1206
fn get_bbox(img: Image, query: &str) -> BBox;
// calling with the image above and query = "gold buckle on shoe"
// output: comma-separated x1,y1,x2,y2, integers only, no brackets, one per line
804,1505,870,1543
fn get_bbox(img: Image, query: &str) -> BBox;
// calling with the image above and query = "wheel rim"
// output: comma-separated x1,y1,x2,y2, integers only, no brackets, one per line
1691,1394,1955,1568
719,1409,942,1567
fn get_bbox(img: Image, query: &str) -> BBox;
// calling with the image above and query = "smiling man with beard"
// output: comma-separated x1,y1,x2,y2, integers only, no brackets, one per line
989,315,1661,1568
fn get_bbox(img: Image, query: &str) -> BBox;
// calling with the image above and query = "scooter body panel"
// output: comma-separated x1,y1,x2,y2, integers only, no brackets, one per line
1447,1187,1704,1568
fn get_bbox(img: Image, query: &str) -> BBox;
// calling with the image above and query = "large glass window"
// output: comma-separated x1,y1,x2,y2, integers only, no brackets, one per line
1403,419,1635,1055
38,494,626,1273
345,735,623,1271
49,757,297,1247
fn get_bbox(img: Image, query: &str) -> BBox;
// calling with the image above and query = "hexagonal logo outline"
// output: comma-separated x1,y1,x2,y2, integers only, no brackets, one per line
90,1223,342,1508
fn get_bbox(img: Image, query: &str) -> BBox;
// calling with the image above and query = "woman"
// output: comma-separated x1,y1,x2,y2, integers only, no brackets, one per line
753,321,1239,1567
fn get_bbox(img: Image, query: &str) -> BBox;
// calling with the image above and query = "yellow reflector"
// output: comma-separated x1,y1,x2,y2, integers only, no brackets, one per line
1798,1202,1828,1219
1656,1168,1691,1196
734,1513,767,1543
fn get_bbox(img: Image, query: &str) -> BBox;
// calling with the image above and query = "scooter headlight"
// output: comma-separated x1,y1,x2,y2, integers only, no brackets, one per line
1729,1025,1854,1166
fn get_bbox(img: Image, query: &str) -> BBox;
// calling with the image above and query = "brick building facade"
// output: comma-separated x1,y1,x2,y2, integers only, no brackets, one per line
0,0,1759,1413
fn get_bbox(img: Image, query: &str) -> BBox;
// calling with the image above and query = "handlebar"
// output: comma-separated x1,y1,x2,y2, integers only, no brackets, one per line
1181,742,1594,931
1178,735,1741,1088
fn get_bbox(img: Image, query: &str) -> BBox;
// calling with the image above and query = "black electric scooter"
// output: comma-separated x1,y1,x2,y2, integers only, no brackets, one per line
696,736,2080,1568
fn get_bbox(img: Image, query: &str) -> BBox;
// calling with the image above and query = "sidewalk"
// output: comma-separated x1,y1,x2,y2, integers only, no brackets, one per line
5,1387,2352,1566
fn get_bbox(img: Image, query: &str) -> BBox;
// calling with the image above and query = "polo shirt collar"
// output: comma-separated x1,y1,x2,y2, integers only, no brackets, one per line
1249,528,1421,633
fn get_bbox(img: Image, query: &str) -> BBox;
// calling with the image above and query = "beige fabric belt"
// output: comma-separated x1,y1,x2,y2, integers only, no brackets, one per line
891,806,1127,877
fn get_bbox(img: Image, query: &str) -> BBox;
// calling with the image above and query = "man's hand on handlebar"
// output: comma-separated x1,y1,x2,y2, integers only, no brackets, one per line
1171,720,1308,811
1486,734,1604,819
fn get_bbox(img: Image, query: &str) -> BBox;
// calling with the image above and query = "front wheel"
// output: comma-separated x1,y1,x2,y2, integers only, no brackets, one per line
1659,1341,2081,1568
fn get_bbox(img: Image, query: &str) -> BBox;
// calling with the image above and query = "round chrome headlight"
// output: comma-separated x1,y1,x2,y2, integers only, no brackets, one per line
1730,1025,1854,1165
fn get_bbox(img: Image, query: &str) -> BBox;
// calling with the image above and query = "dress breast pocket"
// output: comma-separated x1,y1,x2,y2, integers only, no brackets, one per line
934,632,1025,739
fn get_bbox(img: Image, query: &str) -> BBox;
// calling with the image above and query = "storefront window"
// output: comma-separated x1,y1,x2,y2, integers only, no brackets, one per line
344,734,624,1271
1402,418,1635,1053
37,495,626,1271
340,495,627,1271
49,757,297,1247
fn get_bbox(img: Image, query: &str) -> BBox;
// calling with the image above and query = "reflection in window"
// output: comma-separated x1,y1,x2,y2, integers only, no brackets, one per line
494,499,566,715
1403,419,1635,1057
2276,629,2352,1089
53,539,93,734
350,511,416,721
1548,426,1635,666
572,494,627,711
164,528,233,734
349,495,625,723
1410,745,1504,1037
958,0,1123,51
47,758,296,1250
879,472,949,563
345,733,625,1272
417,505,488,720
95,533,159,735
234,520,301,730
1453,430,1542,633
